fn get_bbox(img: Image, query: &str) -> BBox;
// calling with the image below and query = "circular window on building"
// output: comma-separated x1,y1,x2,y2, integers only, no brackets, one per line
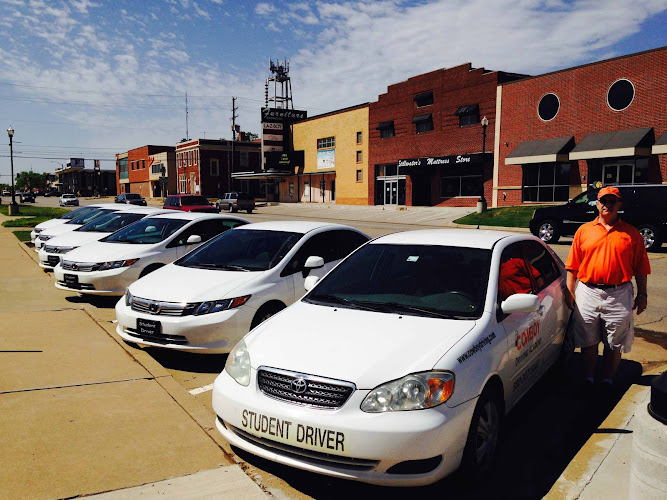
538,93,560,121
607,79,634,111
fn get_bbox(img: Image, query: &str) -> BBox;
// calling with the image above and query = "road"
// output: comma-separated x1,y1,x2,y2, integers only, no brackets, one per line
35,196,664,499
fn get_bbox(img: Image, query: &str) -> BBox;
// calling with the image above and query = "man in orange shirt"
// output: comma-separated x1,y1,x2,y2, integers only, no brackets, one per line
565,186,650,395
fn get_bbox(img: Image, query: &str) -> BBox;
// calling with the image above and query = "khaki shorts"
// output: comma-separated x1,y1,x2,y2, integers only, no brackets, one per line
572,281,634,353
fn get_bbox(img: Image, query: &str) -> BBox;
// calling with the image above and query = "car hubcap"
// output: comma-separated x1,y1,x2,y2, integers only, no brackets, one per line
539,223,554,241
639,229,654,249
475,400,499,466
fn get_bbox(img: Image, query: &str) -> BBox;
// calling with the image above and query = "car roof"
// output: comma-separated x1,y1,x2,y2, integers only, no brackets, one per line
146,212,248,222
115,207,171,215
168,194,208,198
238,220,359,234
370,228,525,249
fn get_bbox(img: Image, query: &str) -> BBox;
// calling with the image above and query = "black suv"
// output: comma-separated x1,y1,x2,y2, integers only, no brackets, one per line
529,184,666,251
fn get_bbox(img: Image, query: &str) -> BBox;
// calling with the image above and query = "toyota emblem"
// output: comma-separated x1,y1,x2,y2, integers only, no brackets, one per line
291,377,308,394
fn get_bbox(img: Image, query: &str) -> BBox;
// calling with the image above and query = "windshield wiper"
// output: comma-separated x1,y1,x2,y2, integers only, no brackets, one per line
189,263,250,271
309,294,389,312
381,302,471,319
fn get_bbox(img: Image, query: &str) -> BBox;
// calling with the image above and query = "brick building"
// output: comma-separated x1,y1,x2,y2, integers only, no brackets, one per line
368,63,526,207
497,46,667,207
116,145,176,199
175,139,261,198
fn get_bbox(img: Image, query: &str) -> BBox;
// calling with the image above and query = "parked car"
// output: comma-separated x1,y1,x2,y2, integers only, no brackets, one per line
31,205,107,243
216,192,255,214
1,189,10,196
115,221,369,353
115,193,147,206
163,195,217,213
212,229,570,486
19,192,35,203
529,184,667,251
35,204,137,250
59,193,79,207
38,207,169,270
53,212,248,296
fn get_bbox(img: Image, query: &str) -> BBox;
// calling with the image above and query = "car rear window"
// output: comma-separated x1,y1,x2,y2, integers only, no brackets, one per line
181,196,209,205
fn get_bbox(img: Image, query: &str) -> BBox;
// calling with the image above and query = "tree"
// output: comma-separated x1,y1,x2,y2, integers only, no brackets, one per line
15,171,47,191
244,132,259,141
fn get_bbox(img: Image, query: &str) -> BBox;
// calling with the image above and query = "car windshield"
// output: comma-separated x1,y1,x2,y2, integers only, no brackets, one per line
66,208,114,225
181,196,209,205
77,212,147,233
101,217,188,244
125,194,142,200
304,243,492,319
58,206,95,220
63,194,76,199
175,229,302,271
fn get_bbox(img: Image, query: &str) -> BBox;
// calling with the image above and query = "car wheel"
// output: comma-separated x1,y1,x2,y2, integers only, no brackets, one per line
537,220,560,244
215,203,221,212
250,302,285,330
246,209,253,214
637,224,662,252
139,263,164,278
461,385,502,480
228,204,235,213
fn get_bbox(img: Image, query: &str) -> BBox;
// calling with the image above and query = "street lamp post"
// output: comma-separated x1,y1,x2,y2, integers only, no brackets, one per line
477,116,489,213
7,127,19,215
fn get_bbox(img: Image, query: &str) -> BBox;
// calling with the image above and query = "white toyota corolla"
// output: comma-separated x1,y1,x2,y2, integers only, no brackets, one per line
115,221,369,353
54,212,248,296
34,203,136,250
212,229,570,486
38,207,169,270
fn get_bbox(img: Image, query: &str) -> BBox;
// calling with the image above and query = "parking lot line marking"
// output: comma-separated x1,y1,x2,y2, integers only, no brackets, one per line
189,383,215,395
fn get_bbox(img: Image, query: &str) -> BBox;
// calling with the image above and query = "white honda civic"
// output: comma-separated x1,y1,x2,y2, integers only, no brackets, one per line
115,221,369,353
212,229,570,486
53,212,248,296
34,203,136,250
31,204,104,243
38,207,169,270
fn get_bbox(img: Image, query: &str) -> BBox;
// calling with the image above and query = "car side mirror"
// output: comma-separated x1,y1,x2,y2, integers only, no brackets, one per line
302,255,324,278
501,294,540,314
186,235,202,244
304,275,320,292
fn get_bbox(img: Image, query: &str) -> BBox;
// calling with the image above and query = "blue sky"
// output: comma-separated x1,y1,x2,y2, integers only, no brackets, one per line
0,0,666,176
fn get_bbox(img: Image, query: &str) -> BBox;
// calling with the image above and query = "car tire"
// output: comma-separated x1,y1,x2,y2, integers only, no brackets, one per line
250,302,285,330
228,204,235,213
246,209,253,214
637,224,662,252
537,220,560,244
139,263,164,278
461,384,503,480
215,203,221,212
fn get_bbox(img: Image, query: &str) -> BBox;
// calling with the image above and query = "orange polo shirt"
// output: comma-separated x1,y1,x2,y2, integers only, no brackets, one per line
565,218,651,285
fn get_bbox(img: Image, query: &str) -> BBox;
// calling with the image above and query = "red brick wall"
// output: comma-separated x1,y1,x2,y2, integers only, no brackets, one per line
498,47,667,206
368,63,501,206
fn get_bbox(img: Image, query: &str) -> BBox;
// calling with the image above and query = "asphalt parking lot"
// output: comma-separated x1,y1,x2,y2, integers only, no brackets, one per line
1,197,665,499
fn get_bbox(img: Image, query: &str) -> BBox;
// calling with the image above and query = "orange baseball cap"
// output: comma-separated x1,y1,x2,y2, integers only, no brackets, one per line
597,186,622,200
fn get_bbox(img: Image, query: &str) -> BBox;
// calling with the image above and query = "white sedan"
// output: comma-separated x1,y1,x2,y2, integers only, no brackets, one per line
31,204,107,243
34,203,136,250
38,207,169,270
115,221,369,353
54,212,248,296
212,229,570,486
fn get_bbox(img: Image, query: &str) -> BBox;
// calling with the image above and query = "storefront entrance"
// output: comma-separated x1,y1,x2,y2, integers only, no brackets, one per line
603,162,634,185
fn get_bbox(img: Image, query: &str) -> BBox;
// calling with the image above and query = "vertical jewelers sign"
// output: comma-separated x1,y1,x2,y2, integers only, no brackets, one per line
261,107,307,170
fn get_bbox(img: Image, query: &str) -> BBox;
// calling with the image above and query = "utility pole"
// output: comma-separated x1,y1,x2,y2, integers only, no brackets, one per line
230,97,238,191
185,92,189,140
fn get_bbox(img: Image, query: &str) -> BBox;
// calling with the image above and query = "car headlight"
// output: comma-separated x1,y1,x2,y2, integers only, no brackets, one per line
34,228,43,234
360,371,455,413
55,246,78,254
225,340,251,386
97,258,139,271
194,295,251,315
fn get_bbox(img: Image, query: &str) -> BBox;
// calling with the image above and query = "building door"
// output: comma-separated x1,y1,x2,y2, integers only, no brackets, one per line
603,162,634,185
189,173,196,194
384,180,398,205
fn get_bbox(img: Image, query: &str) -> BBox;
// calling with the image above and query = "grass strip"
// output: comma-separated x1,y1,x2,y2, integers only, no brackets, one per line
0,204,69,217
3,216,54,228
454,205,548,228
12,230,32,242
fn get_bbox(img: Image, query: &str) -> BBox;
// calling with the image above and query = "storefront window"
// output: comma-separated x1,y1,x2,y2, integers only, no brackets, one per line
522,162,571,202
440,175,482,197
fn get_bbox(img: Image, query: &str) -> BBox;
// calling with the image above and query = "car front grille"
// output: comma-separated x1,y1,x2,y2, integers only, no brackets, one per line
222,419,378,471
124,327,188,345
56,280,95,290
257,367,355,410
61,261,99,272
130,295,198,317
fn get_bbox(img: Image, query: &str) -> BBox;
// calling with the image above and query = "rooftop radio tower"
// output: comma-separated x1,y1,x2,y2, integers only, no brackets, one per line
265,59,293,110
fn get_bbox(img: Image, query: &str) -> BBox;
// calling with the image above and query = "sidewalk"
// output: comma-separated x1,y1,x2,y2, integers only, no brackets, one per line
0,215,266,499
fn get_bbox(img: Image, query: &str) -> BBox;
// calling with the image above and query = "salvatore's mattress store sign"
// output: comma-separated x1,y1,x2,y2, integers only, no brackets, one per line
397,153,483,168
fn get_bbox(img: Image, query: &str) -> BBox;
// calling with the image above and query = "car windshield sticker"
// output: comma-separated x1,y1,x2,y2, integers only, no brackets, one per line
406,256,419,262
457,332,496,364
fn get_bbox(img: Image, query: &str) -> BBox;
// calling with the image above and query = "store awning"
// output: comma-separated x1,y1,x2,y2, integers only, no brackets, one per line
454,104,479,116
505,136,575,165
653,129,667,155
569,127,653,160
376,121,394,130
412,114,432,124
232,170,292,179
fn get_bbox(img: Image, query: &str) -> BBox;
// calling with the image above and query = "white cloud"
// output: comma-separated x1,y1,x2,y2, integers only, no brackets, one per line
255,2,276,15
